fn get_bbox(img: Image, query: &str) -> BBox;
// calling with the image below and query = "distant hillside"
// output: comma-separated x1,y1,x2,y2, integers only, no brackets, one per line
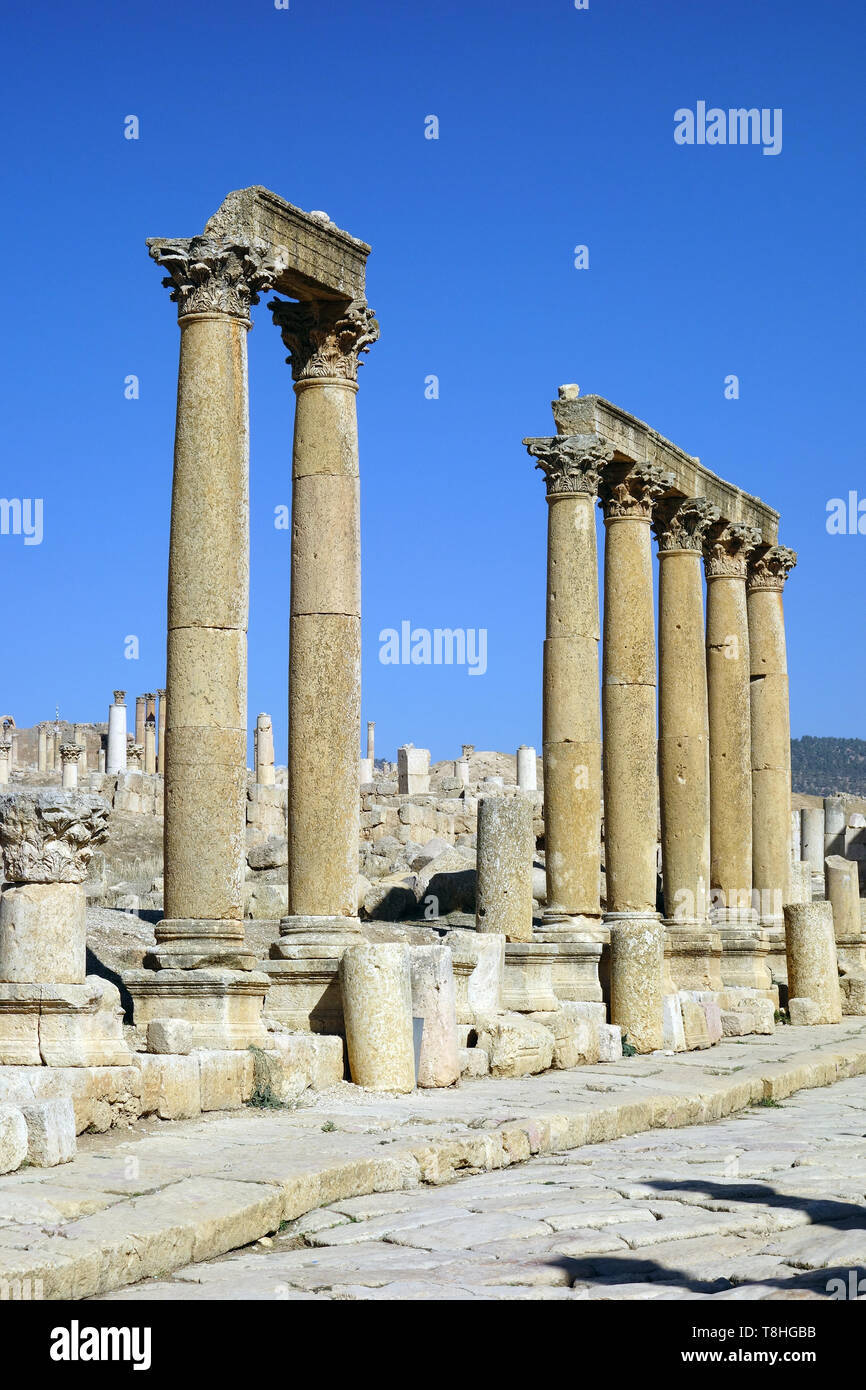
791,736,866,797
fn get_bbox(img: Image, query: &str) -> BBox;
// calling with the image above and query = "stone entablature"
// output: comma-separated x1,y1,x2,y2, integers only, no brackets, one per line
552,390,779,543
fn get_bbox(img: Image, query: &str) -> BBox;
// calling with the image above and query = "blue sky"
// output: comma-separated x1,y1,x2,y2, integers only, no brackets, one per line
2,0,864,763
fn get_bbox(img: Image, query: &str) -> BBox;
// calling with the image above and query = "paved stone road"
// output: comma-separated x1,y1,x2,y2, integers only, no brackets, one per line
102,1072,866,1301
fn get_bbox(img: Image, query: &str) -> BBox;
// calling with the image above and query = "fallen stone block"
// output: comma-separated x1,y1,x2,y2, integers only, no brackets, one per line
458,1046,489,1078
840,974,866,1017
0,1102,28,1173
19,1097,76,1167
475,1012,554,1078
598,1023,622,1062
680,999,712,1050
789,996,822,1026
528,1009,597,1069
662,994,686,1052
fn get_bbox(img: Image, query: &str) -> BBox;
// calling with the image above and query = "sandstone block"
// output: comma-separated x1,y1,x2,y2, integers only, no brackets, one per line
475,1012,554,1078
458,1046,489,1078
680,999,712,1050
597,1023,622,1062
134,1054,202,1119
789,996,822,1027
19,1097,76,1166
0,1102,27,1173
146,1018,193,1055
409,946,459,1088
528,1009,597,1069
839,974,866,1017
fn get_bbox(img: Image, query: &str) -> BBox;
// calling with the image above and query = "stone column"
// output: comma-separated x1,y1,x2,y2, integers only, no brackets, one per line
106,693,127,775
0,742,10,787
97,748,106,774
366,720,375,762
824,795,846,858
52,728,62,771
516,745,537,792
37,723,48,773
653,497,723,992
124,234,279,1047
254,712,275,786
598,462,672,1052
705,522,768,988
60,744,81,790
801,805,825,896
476,795,534,942
156,689,167,774
143,716,156,775
784,902,842,1025
747,547,797,939
73,725,88,772
134,696,146,748
523,434,613,923
825,854,865,972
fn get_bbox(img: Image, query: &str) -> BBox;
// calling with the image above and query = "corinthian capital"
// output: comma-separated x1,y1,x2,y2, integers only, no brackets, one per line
147,235,285,321
653,496,721,552
269,297,379,382
747,544,798,592
599,463,674,521
704,522,763,579
524,433,614,498
0,790,109,883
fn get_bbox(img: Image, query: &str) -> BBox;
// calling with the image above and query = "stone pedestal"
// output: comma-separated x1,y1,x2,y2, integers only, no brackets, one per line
125,969,270,1050
503,942,559,1012
475,794,534,941
524,433,611,922
397,745,430,795
535,920,606,1002
0,790,129,1066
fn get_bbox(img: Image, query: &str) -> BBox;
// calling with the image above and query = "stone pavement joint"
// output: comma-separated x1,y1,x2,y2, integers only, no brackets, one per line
1,1020,865,1300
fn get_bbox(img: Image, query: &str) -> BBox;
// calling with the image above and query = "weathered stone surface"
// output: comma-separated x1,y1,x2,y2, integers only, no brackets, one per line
146,1018,193,1055
475,795,534,942
409,946,459,1088
0,1102,27,1173
340,943,415,1092
19,1097,76,1166
0,791,110,884
784,902,842,1025
475,1013,554,1078
0,881,86,984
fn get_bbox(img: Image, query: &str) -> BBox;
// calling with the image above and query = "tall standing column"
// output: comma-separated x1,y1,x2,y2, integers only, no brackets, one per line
143,235,280,969
0,742,10,786
523,434,613,923
270,296,378,947
135,696,146,748
144,715,157,775
156,689,167,773
255,712,275,786
654,497,723,991
37,723,49,773
53,728,62,771
366,720,375,762
747,546,797,938
599,463,672,1052
106,693,127,774
74,724,88,773
705,522,769,989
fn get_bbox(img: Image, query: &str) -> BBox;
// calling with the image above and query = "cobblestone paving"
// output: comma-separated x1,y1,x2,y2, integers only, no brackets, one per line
101,1073,866,1301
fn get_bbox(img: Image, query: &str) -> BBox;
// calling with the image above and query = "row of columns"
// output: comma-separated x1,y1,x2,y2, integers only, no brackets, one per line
124,229,378,1040
525,430,796,1050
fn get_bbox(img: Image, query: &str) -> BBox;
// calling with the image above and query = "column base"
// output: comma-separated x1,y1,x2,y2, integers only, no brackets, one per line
664,925,724,992
533,919,606,1003
0,979,132,1067
260,951,343,1034
713,916,774,993
503,942,560,1013
276,914,365,954
124,968,270,1050
148,919,256,971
